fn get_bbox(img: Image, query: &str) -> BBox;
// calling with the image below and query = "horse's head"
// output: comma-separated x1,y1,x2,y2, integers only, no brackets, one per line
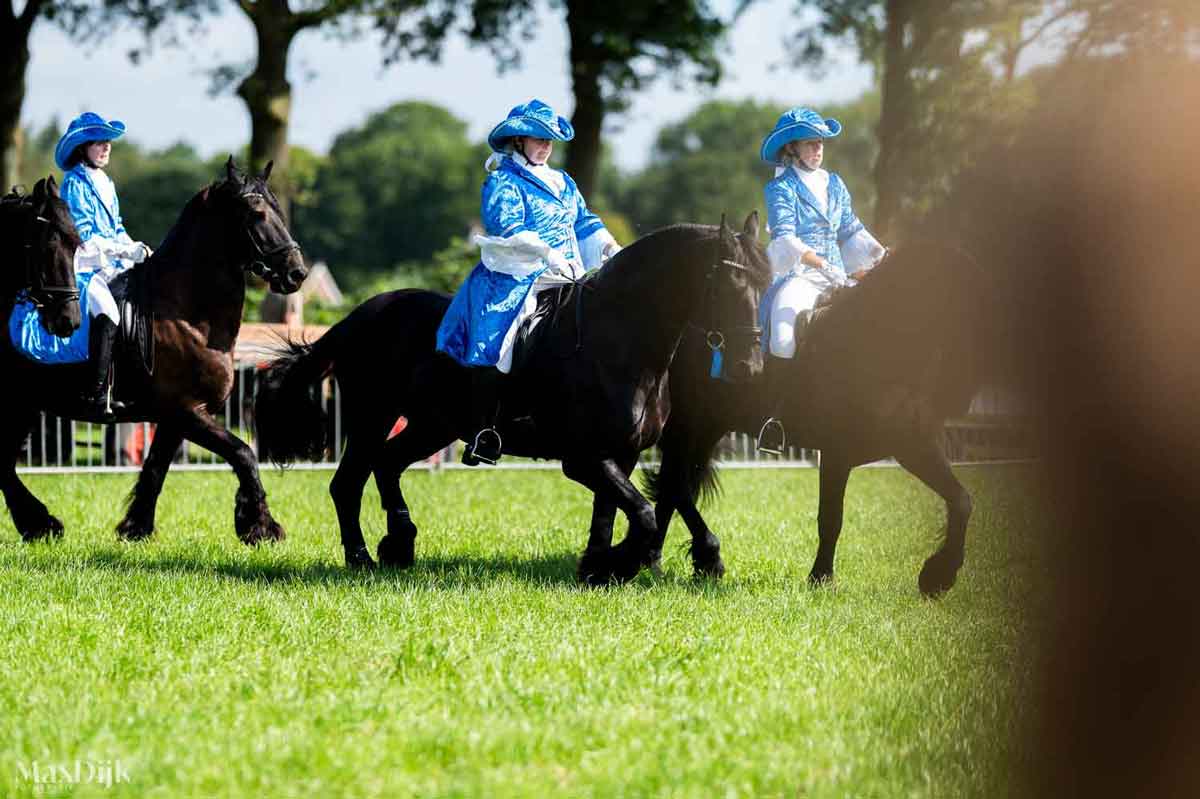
704,212,770,383
2,177,82,338
212,156,308,294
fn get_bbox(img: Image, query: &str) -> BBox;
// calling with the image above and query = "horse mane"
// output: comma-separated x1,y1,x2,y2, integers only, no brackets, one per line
592,223,772,292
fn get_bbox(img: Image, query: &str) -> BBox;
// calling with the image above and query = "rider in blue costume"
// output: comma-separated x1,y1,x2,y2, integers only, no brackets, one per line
436,99,621,465
55,112,153,417
756,106,887,452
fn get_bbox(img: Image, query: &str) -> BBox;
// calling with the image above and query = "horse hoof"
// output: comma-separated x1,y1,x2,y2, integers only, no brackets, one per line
918,552,962,597
345,546,377,570
21,515,64,542
807,569,835,588
694,556,726,580
377,534,415,569
239,515,286,546
116,518,154,541
576,547,616,587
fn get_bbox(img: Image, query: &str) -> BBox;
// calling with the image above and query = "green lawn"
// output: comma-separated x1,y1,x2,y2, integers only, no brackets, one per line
0,466,1034,798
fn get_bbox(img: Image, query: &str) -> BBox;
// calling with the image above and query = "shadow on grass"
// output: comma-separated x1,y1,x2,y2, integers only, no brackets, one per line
11,544,594,589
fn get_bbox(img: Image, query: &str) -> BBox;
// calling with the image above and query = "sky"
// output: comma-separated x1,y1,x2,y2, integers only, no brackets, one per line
23,0,874,173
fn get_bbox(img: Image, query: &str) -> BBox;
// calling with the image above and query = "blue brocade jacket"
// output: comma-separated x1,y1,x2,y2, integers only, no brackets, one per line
763,169,865,273
436,156,607,368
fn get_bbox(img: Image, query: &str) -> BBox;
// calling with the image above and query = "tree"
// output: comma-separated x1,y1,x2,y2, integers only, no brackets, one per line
0,0,94,190
618,95,879,237
113,0,436,220
378,0,728,200
787,0,1045,240
293,101,486,276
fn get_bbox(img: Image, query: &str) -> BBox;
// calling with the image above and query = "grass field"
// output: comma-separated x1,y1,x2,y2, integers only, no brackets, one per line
0,466,1035,798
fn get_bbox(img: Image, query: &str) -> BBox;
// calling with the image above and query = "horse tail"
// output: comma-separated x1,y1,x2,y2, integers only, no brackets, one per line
643,438,724,509
254,328,344,465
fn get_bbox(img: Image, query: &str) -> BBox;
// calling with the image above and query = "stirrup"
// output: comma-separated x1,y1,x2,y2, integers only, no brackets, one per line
756,417,786,456
464,427,502,466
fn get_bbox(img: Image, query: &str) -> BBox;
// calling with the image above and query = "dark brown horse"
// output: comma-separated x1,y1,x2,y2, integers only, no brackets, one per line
255,215,771,582
0,159,308,543
588,237,996,595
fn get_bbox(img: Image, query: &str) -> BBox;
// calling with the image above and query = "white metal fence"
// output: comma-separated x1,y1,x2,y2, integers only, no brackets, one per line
17,365,1029,473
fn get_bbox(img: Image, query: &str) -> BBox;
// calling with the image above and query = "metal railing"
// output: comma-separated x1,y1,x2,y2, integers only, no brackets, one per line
17,367,1030,473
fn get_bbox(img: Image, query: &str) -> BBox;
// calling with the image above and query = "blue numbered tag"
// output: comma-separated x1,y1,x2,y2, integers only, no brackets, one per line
709,348,724,379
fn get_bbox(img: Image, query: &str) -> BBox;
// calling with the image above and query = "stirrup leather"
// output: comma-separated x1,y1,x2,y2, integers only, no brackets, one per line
756,417,786,456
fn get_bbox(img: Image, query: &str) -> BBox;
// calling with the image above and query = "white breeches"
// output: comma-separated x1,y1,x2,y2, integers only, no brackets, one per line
767,274,824,359
86,274,119,323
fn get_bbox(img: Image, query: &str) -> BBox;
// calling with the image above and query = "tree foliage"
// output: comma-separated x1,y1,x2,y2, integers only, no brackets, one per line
293,101,487,277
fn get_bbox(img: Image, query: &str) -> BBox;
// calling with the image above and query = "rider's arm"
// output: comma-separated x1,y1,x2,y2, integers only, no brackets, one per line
833,175,885,277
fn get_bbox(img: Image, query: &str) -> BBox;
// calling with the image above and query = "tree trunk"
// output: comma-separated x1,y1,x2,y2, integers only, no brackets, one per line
563,0,605,201
0,2,37,192
873,0,914,243
236,1,297,220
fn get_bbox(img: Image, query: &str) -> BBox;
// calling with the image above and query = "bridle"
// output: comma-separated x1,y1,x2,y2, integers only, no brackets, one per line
9,196,80,313
703,255,764,380
239,191,301,282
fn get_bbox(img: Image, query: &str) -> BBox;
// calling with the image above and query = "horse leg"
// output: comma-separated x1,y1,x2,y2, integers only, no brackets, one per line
0,413,63,540
808,454,851,586
116,423,183,541
655,443,726,579
580,453,636,568
374,425,448,570
567,457,659,586
895,437,973,597
177,410,285,545
328,436,377,569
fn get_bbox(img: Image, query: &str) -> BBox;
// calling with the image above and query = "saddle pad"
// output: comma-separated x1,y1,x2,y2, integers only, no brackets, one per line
8,272,94,364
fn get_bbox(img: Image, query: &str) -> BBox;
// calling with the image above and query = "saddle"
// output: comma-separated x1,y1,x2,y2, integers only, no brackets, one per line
510,273,595,374
107,266,154,378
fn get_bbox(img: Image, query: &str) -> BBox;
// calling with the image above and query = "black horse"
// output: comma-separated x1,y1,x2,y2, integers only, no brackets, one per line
591,238,994,595
255,214,771,583
0,158,308,543
0,178,84,539
1,177,81,339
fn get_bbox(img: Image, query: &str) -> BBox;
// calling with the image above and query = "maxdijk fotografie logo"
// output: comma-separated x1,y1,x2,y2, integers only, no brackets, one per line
15,759,131,792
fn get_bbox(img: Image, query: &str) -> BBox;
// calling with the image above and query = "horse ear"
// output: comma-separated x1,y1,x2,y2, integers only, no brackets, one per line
261,160,274,182
30,178,46,203
45,174,59,199
742,210,759,240
718,213,735,244
225,155,241,183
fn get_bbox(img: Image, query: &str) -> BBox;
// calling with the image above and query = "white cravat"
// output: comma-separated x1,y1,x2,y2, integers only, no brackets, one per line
513,152,566,197
85,165,118,216
791,165,830,215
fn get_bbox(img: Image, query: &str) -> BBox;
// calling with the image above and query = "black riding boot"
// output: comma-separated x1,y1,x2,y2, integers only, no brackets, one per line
462,368,503,466
83,316,126,418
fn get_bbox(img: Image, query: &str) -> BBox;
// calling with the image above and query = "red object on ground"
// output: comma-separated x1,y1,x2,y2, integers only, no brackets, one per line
124,423,156,465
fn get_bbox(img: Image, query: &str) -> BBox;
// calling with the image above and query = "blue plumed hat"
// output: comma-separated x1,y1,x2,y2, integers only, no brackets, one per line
760,107,842,164
54,112,126,170
487,99,574,152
